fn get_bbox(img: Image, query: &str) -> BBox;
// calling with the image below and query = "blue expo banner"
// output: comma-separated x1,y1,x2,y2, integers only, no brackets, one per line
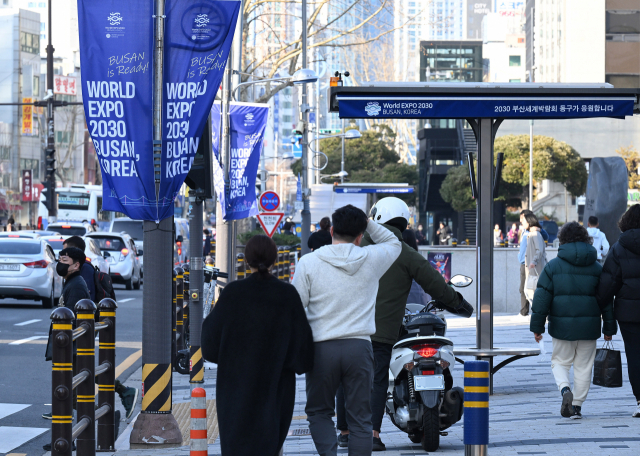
78,0,240,221
78,1,154,219
338,96,636,120
161,0,241,221
212,102,269,220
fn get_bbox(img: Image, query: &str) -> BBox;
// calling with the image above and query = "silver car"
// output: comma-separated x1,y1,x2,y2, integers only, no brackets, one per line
86,232,141,290
0,238,62,308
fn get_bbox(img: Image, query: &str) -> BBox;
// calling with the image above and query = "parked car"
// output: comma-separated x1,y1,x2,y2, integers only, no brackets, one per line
47,221,96,237
0,238,62,308
539,220,559,243
86,232,141,290
41,235,110,274
0,232,44,239
16,230,59,237
109,217,144,277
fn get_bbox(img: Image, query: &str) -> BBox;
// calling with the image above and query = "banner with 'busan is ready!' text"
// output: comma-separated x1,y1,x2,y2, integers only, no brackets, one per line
78,0,240,221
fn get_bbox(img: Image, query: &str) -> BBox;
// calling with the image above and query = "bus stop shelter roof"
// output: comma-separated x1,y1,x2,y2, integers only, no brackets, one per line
328,82,640,120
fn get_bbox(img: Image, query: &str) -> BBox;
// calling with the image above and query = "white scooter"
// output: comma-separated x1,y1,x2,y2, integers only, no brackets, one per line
385,275,474,452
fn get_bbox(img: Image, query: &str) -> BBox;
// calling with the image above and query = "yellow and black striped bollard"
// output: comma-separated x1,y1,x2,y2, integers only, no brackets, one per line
284,246,291,282
75,299,97,455
236,253,245,279
175,266,185,352
97,298,117,451
182,263,190,345
50,307,74,456
464,360,489,456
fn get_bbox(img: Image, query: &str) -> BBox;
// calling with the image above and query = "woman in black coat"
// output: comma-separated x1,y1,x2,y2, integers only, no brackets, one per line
596,204,640,417
201,235,314,456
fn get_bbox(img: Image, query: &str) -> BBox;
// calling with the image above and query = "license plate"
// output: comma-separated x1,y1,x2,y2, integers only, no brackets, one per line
414,374,445,391
0,264,20,271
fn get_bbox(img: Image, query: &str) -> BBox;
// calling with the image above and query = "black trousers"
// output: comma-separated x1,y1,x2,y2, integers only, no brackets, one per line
336,340,393,433
618,322,640,401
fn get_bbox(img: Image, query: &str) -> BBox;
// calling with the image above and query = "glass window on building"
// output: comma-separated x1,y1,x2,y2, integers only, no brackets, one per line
20,158,40,179
20,32,40,54
409,9,415,14
0,146,10,160
33,76,40,97
509,55,521,67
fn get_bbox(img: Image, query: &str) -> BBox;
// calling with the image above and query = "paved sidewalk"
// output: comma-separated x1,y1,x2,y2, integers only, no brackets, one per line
113,314,640,456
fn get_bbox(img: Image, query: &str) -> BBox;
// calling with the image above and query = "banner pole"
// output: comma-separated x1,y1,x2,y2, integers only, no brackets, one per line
300,0,311,256
131,0,182,447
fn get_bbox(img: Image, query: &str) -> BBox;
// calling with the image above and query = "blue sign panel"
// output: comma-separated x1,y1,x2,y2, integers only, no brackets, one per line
292,136,302,159
212,102,269,220
338,96,636,120
78,0,154,220
334,187,414,194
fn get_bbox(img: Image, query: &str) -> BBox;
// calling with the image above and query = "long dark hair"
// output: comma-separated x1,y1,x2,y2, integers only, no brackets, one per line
523,212,541,230
619,204,640,232
244,235,278,277
402,229,418,251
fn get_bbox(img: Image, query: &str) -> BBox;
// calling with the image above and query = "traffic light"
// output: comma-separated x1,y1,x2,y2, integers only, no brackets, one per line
184,115,214,199
42,146,56,212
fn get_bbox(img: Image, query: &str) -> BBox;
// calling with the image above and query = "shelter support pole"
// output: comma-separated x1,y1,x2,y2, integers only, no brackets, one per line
131,0,181,446
476,118,495,394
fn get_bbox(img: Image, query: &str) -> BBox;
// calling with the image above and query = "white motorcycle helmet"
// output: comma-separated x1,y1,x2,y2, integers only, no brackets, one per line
370,197,410,225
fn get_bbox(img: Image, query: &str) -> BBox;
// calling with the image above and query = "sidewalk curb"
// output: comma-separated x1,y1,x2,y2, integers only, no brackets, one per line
115,411,140,450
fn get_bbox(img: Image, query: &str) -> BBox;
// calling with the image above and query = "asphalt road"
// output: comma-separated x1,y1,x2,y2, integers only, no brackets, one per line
0,283,143,456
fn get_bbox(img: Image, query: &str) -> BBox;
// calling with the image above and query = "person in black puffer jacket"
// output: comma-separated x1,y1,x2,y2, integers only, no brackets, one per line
596,204,640,417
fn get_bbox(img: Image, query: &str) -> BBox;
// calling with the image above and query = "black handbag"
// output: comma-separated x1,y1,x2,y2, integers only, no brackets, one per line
593,340,623,388
45,324,53,361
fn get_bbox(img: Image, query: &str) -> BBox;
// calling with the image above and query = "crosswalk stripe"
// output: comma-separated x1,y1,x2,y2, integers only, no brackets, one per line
0,404,30,420
14,319,41,326
0,426,48,453
118,298,134,303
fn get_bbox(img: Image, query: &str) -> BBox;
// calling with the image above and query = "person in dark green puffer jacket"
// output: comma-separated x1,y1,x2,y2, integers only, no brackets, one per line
530,222,617,420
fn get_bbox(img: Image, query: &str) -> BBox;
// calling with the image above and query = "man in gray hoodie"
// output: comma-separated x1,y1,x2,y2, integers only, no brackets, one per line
293,204,402,456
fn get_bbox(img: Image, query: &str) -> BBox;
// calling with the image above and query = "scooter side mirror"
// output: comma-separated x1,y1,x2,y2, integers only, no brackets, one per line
449,274,473,288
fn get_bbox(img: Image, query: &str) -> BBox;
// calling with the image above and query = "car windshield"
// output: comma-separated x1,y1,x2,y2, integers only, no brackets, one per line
44,239,66,253
0,241,42,254
111,220,143,240
48,226,87,236
91,236,125,251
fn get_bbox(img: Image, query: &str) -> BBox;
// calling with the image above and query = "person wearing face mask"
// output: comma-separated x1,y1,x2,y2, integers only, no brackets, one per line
56,247,91,311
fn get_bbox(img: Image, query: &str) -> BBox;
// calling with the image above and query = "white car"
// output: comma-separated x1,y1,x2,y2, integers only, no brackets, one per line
47,221,96,237
109,218,144,277
41,235,110,274
86,232,142,290
0,238,62,308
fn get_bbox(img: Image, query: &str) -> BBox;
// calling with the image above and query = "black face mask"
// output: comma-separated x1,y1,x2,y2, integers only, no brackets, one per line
56,261,70,277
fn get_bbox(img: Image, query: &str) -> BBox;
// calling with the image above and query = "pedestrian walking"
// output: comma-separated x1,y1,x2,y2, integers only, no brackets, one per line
6,217,15,232
415,224,426,245
62,236,96,302
530,222,616,419
518,210,549,316
201,235,314,456
494,224,503,246
507,223,518,245
292,204,401,456
203,228,212,257
596,204,640,417
436,222,452,245
282,217,295,235
308,216,332,251
586,216,610,263
330,199,471,452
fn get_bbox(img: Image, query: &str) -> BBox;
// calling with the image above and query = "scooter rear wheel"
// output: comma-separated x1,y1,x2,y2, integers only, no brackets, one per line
421,407,440,451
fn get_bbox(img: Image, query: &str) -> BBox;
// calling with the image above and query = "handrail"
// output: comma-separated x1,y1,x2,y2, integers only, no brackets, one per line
72,417,91,441
94,362,111,377
94,322,109,331
72,325,87,341
72,370,90,390
94,404,111,420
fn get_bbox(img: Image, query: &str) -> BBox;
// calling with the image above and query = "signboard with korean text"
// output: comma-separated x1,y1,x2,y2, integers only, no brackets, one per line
21,98,33,135
54,75,78,96
256,212,284,238
21,170,32,201
338,96,636,120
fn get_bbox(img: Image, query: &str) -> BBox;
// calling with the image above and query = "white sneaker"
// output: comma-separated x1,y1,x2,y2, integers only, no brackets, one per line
633,403,640,417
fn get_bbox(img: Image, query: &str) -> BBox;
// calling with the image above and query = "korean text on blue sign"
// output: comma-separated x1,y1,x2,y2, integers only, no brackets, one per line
337,96,636,120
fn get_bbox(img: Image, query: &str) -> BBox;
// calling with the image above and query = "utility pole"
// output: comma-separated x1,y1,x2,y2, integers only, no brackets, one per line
131,0,182,446
188,189,204,393
300,0,311,255
529,120,533,210
45,0,57,223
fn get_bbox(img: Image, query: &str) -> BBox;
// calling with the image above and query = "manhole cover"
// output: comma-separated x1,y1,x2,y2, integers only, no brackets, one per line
290,428,311,436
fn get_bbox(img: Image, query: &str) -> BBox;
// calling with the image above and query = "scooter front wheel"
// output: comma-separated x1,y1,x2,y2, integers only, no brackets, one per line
421,407,440,452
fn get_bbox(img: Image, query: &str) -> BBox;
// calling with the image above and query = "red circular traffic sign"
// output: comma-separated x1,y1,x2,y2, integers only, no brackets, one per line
259,191,280,211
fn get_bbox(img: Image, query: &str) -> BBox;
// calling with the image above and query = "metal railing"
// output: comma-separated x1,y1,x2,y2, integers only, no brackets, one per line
50,298,117,455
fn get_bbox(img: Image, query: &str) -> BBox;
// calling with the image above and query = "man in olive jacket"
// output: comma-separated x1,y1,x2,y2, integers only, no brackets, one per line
530,222,616,419
335,198,466,451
